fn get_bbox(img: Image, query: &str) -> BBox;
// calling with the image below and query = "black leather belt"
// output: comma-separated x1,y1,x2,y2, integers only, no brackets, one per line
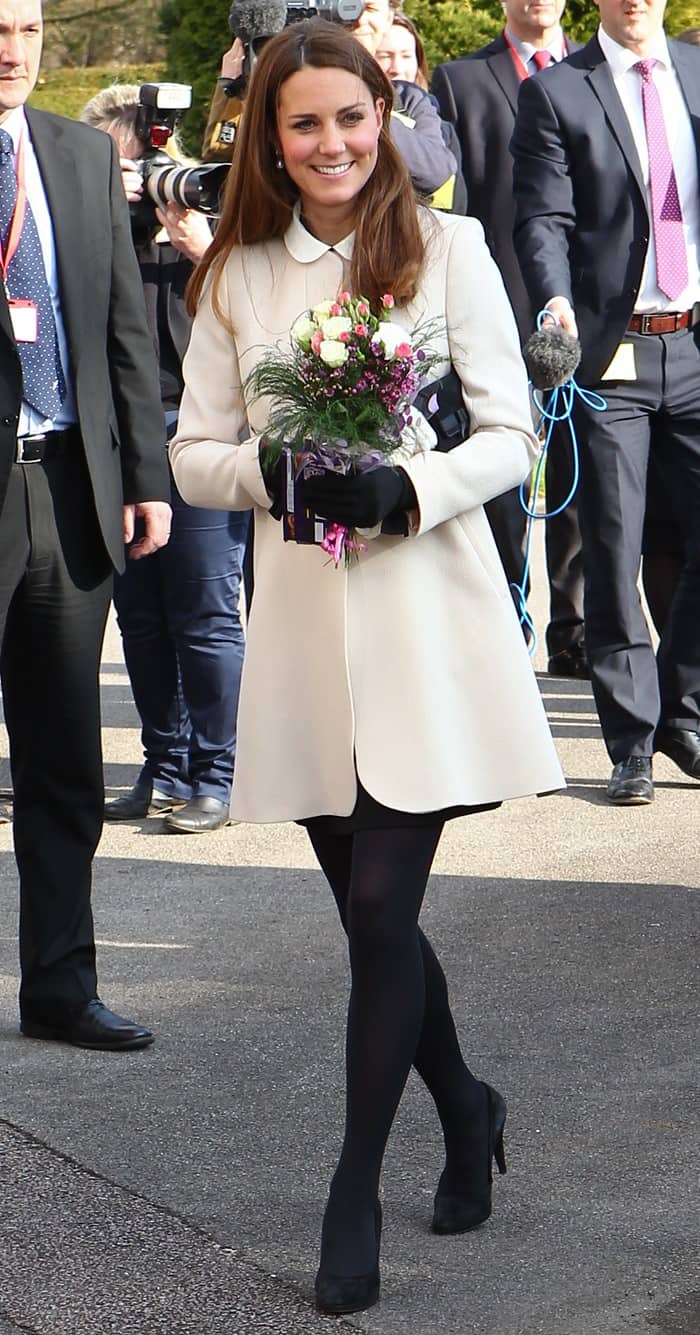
15,426,79,464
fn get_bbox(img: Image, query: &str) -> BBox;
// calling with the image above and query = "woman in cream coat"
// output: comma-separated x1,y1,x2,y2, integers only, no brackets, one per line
171,20,563,1317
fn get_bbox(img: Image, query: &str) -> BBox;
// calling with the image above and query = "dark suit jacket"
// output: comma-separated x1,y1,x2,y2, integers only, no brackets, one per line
432,33,580,339
0,109,169,571
510,35,700,382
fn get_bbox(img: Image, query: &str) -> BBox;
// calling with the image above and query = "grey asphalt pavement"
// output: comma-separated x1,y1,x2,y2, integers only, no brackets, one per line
0,524,698,1335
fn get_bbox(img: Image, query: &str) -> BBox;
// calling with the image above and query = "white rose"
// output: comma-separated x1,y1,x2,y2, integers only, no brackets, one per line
320,316,352,340
371,320,413,358
318,339,349,368
291,315,317,349
311,300,334,321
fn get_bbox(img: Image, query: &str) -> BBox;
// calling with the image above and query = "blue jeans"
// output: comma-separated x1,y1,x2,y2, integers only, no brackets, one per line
113,467,250,803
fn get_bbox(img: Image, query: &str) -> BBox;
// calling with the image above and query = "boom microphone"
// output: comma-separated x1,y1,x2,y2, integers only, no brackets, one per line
228,0,288,43
522,326,581,390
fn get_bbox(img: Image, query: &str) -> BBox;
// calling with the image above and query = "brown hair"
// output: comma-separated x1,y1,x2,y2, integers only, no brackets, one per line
380,13,430,91
187,19,425,315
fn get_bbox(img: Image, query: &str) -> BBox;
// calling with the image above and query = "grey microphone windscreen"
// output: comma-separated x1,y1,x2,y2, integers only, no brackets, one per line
523,327,581,389
229,0,288,42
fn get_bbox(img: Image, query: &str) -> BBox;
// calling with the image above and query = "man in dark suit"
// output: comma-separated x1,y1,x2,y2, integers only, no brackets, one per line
0,0,171,1042
432,0,587,678
511,0,700,804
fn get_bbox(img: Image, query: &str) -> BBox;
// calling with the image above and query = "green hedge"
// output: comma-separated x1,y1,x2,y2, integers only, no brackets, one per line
29,63,164,122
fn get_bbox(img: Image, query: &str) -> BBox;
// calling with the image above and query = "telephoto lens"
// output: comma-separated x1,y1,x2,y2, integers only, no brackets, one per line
146,162,230,215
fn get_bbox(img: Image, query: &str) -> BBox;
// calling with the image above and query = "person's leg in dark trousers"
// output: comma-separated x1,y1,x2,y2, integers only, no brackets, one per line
0,452,112,1019
575,328,700,761
641,434,684,639
112,536,192,801
544,418,585,660
306,822,488,1281
159,484,249,803
574,383,655,759
652,326,700,735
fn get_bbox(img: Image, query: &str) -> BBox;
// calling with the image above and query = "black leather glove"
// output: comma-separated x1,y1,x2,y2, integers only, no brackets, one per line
259,439,284,519
300,465,416,529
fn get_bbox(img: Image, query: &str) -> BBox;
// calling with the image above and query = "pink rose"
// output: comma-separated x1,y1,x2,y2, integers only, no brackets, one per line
337,290,351,304
339,330,350,343
354,323,368,337
381,293,395,309
395,342,412,358
356,301,369,317
329,302,342,316
311,329,324,355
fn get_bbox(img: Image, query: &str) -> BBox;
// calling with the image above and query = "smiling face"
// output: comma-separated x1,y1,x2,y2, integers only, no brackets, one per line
0,0,42,120
276,65,384,242
350,0,394,56
376,24,419,82
594,0,667,53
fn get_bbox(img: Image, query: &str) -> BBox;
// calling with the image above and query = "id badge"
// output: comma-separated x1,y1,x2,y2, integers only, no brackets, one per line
8,299,38,343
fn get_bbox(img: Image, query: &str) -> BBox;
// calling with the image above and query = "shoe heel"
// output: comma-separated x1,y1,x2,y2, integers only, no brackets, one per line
494,1126,507,1176
485,1082,507,1176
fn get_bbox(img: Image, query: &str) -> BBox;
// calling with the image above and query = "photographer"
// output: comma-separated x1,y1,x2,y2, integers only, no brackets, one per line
202,37,247,162
81,85,250,834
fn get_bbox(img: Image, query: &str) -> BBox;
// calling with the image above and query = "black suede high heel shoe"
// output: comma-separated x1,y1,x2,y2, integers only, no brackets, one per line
431,1081,507,1235
314,1200,382,1315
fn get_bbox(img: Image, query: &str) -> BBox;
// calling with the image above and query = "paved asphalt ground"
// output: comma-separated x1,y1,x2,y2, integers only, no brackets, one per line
0,524,697,1335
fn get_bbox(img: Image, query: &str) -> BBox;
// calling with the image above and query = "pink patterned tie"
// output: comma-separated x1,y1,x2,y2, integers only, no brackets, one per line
634,58,688,302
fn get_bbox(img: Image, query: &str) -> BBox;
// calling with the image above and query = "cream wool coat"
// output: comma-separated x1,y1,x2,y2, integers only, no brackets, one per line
171,208,564,822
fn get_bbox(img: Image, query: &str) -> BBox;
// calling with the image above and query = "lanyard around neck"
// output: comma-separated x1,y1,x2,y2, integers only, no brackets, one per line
0,129,29,283
503,29,564,82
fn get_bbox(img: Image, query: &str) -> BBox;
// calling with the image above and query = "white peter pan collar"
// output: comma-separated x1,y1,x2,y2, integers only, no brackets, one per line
284,201,355,263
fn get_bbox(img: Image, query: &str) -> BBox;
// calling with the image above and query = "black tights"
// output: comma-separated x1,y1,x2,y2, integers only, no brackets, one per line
307,821,486,1276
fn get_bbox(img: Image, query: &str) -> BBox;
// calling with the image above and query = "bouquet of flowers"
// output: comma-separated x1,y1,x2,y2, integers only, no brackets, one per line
246,291,441,564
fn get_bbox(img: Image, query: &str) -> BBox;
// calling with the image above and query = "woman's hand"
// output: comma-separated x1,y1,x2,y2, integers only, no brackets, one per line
300,466,416,529
155,203,212,263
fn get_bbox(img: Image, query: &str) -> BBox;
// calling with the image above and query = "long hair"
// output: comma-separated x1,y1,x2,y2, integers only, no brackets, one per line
187,19,426,316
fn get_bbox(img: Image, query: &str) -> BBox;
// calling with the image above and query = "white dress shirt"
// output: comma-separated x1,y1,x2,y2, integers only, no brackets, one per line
598,24,700,313
1,106,77,434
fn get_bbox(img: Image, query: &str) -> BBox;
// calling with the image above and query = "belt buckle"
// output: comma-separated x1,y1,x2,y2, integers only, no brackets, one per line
639,314,654,335
15,436,43,464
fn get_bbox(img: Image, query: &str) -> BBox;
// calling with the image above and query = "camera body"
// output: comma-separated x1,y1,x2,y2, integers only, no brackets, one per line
130,83,229,242
284,0,364,22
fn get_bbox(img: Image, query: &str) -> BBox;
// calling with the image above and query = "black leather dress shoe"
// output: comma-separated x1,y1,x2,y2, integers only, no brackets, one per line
606,757,653,805
654,727,700,779
21,999,154,1050
547,645,590,679
104,777,185,822
163,795,234,833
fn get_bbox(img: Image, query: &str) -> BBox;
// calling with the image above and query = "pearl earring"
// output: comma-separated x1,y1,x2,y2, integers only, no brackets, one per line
275,153,284,170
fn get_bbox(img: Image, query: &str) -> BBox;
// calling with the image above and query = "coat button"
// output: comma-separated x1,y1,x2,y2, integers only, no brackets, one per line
1,415,17,427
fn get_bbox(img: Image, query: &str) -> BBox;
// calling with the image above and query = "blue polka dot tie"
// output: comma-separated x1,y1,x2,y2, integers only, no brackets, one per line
0,127,66,420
